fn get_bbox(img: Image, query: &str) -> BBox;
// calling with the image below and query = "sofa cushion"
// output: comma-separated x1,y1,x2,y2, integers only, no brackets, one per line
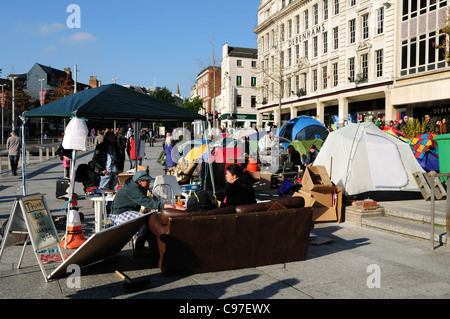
160,206,235,225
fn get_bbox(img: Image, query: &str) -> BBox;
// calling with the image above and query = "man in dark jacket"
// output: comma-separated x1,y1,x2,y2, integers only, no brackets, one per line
92,131,125,190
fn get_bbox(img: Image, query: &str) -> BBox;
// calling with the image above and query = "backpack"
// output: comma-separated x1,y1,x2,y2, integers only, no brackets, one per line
186,190,216,212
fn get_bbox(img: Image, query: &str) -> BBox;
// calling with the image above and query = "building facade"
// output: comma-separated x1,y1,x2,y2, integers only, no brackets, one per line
253,0,450,129
219,43,259,129
195,66,221,124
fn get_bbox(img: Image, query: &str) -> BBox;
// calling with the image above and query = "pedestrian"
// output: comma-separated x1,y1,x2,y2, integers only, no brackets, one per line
440,118,448,135
164,133,176,170
110,170,183,255
56,143,73,178
115,127,127,171
92,131,124,191
6,131,20,176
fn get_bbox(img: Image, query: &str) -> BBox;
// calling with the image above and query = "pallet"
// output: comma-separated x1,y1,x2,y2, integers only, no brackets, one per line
413,172,446,200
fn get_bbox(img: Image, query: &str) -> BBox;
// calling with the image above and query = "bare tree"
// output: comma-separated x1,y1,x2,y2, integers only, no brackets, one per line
257,37,308,128
196,32,221,128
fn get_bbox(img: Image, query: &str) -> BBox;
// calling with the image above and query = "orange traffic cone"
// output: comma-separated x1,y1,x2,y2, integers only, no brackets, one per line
60,209,87,249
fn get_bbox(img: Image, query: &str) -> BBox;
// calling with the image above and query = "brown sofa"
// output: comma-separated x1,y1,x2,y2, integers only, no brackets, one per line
149,197,313,275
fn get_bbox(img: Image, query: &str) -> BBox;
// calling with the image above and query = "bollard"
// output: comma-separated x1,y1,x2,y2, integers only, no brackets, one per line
46,147,49,160
39,148,43,162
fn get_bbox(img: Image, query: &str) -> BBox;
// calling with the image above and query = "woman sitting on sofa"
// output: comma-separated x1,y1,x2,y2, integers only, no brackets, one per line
220,164,256,207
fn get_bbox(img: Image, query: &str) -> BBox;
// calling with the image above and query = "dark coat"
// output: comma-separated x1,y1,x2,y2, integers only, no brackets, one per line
222,176,256,207
92,140,125,175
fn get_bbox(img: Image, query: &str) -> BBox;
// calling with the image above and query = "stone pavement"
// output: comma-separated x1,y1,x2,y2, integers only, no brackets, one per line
1,140,450,306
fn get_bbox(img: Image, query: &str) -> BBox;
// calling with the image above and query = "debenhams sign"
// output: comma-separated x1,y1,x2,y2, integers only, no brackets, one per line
288,23,325,46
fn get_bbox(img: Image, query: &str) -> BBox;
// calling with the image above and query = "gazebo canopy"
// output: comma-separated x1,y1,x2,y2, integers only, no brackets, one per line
23,84,205,122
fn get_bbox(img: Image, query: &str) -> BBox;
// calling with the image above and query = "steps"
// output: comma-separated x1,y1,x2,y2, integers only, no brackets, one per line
345,202,449,245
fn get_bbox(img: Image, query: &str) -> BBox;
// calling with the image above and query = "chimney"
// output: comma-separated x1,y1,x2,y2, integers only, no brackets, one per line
89,75,99,88
64,67,72,78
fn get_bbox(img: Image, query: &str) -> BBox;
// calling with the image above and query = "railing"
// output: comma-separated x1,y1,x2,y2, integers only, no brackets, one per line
424,172,450,250
0,137,95,173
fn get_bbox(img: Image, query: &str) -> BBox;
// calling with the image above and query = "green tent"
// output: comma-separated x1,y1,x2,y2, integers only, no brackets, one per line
289,139,323,156
23,83,205,122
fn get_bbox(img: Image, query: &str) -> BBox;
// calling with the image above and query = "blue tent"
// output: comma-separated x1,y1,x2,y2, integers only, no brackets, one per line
277,116,329,142
416,152,439,172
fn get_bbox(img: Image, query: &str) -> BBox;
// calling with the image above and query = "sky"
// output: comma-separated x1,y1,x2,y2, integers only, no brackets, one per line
0,0,260,99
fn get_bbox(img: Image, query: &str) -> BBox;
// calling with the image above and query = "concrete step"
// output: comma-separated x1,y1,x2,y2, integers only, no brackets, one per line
362,215,448,245
383,206,447,227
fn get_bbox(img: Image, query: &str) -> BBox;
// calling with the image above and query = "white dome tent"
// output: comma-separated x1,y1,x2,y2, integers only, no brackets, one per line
313,122,425,198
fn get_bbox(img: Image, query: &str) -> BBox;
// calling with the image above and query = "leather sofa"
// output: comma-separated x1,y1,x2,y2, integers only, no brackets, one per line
149,197,313,275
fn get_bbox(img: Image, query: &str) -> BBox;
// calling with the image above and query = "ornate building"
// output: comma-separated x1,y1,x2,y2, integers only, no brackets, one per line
253,0,450,129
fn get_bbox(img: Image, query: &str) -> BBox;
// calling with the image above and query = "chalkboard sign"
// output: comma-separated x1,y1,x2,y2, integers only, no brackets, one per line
20,194,59,251
0,194,63,282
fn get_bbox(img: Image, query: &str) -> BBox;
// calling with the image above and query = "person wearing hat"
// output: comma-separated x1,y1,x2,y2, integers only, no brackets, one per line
110,170,183,254
304,144,319,168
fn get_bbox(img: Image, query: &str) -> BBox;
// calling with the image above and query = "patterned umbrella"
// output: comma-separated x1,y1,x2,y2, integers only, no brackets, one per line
410,133,439,159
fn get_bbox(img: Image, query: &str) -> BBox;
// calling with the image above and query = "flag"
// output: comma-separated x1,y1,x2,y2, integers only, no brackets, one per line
39,89,46,106
0,92,6,109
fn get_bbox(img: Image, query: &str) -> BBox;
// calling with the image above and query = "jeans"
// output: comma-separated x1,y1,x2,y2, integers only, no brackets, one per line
9,155,19,175
99,172,118,190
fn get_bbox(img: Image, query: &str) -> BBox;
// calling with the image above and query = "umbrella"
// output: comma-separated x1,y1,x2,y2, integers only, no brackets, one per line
382,127,410,143
184,144,207,162
232,127,257,140
176,139,206,156
410,133,439,159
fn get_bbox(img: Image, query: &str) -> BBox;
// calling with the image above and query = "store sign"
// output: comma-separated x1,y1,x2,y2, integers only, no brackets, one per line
432,106,450,115
288,23,326,47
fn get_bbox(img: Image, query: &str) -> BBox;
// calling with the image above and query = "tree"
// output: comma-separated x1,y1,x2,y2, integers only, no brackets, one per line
196,33,221,128
180,96,203,113
257,38,308,128
434,10,450,62
152,87,176,105
401,117,438,138
46,73,74,103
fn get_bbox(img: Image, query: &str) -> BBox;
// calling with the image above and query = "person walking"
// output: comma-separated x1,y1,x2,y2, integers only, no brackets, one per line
6,131,20,176
92,131,124,191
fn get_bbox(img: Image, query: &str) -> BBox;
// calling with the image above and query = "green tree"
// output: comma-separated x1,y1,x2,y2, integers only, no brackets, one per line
402,117,438,138
180,96,203,113
152,87,175,105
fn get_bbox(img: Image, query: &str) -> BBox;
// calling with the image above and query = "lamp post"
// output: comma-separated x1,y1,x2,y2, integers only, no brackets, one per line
7,74,20,132
38,78,45,144
0,84,5,144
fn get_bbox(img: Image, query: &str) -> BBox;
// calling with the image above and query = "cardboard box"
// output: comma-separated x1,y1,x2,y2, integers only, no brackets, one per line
293,186,343,223
301,166,332,191
118,173,134,186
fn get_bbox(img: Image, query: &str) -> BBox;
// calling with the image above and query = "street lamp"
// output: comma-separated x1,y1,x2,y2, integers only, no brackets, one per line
38,78,45,144
7,74,21,132
0,83,5,144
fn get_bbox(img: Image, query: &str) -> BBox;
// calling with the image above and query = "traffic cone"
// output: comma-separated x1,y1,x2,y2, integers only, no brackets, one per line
60,209,87,249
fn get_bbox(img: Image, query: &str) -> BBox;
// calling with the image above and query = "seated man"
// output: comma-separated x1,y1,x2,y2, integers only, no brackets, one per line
110,170,183,254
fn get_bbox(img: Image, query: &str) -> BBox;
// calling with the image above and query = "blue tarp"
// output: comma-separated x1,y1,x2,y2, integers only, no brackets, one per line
276,116,329,141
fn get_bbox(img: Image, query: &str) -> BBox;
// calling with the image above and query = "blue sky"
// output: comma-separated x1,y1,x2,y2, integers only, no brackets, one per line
0,0,260,98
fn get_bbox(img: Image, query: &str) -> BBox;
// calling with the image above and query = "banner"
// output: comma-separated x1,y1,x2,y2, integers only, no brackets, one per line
0,92,6,109
39,89,46,106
